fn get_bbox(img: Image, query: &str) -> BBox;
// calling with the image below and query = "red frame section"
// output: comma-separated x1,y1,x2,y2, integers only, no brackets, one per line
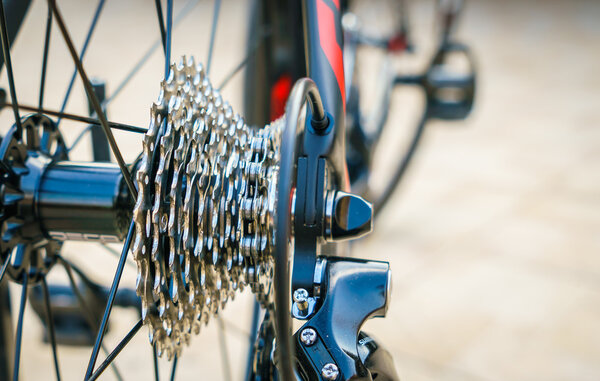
316,0,345,111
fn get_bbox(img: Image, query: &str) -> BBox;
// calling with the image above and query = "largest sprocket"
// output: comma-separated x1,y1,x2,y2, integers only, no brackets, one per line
132,56,282,359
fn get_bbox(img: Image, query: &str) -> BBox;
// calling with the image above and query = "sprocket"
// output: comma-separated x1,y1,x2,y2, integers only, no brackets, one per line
132,56,283,359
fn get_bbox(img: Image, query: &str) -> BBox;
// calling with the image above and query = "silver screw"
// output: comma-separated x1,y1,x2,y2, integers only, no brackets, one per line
300,327,317,346
293,288,309,312
321,363,339,380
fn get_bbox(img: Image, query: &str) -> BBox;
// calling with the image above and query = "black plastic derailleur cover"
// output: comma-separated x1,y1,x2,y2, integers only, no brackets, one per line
294,257,398,381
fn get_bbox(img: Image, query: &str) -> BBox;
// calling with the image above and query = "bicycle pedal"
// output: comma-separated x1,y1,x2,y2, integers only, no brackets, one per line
425,41,476,120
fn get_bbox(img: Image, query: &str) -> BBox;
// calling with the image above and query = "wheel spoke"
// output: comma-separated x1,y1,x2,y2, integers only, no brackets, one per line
217,316,232,381
68,125,93,153
83,221,135,380
3,102,147,134
373,111,428,216
48,0,137,200
0,160,16,179
153,344,160,381
169,355,178,381
244,301,261,381
88,319,143,381
103,0,200,108
164,0,173,77
58,256,124,381
100,243,137,269
218,27,269,91
154,0,167,55
39,6,53,109
56,0,106,128
0,250,13,284
220,317,250,339
59,261,94,323
12,272,28,381
41,277,61,381
0,1,23,137
206,0,222,75
206,0,221,75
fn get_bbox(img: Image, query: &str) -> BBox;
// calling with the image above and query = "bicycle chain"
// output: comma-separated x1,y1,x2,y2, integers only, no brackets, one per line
132,56,282,359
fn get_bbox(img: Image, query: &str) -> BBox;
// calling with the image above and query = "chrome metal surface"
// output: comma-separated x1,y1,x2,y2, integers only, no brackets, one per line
321,363,339,381
299,328,317,347
324,191,373,242
132,56,283,358
293,288,309,310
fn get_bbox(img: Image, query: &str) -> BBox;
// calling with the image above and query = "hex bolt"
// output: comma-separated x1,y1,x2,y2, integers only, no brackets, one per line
321,363,339,380
293,288,309,312
300,327,317,346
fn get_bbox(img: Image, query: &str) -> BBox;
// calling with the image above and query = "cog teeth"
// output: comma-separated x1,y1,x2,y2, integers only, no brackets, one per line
133,55,282,358
170,278,179,303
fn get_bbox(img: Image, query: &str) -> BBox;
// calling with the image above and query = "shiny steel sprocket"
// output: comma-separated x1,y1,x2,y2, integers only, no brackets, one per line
132,56,282,359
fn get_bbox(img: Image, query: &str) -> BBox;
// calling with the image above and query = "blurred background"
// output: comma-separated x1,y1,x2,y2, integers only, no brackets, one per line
0,0,598,380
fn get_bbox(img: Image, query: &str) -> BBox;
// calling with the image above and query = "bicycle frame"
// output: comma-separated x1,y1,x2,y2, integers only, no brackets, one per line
291,0,349,292
303,0,348,187
272,2,397,380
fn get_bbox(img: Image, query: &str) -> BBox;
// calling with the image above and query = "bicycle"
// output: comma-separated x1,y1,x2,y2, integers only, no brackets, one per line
0,0,475,380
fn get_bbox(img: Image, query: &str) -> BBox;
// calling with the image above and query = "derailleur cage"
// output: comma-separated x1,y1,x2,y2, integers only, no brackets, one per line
293,256,397,381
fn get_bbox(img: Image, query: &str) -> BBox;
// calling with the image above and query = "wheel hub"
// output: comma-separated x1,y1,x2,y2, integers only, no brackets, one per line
0,114,67,284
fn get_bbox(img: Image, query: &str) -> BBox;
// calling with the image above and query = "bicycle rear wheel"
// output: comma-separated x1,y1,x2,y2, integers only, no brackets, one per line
0,1,296,379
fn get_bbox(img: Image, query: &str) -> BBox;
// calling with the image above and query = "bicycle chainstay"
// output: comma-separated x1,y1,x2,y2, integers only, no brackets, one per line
133,56,282,359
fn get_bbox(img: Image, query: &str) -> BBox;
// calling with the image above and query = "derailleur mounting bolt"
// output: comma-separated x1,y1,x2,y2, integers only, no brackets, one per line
300,327,317,346
321,363,339,380
293,288,309,312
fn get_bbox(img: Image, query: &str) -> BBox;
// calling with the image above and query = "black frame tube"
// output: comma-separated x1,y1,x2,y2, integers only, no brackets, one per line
302,0,349,191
